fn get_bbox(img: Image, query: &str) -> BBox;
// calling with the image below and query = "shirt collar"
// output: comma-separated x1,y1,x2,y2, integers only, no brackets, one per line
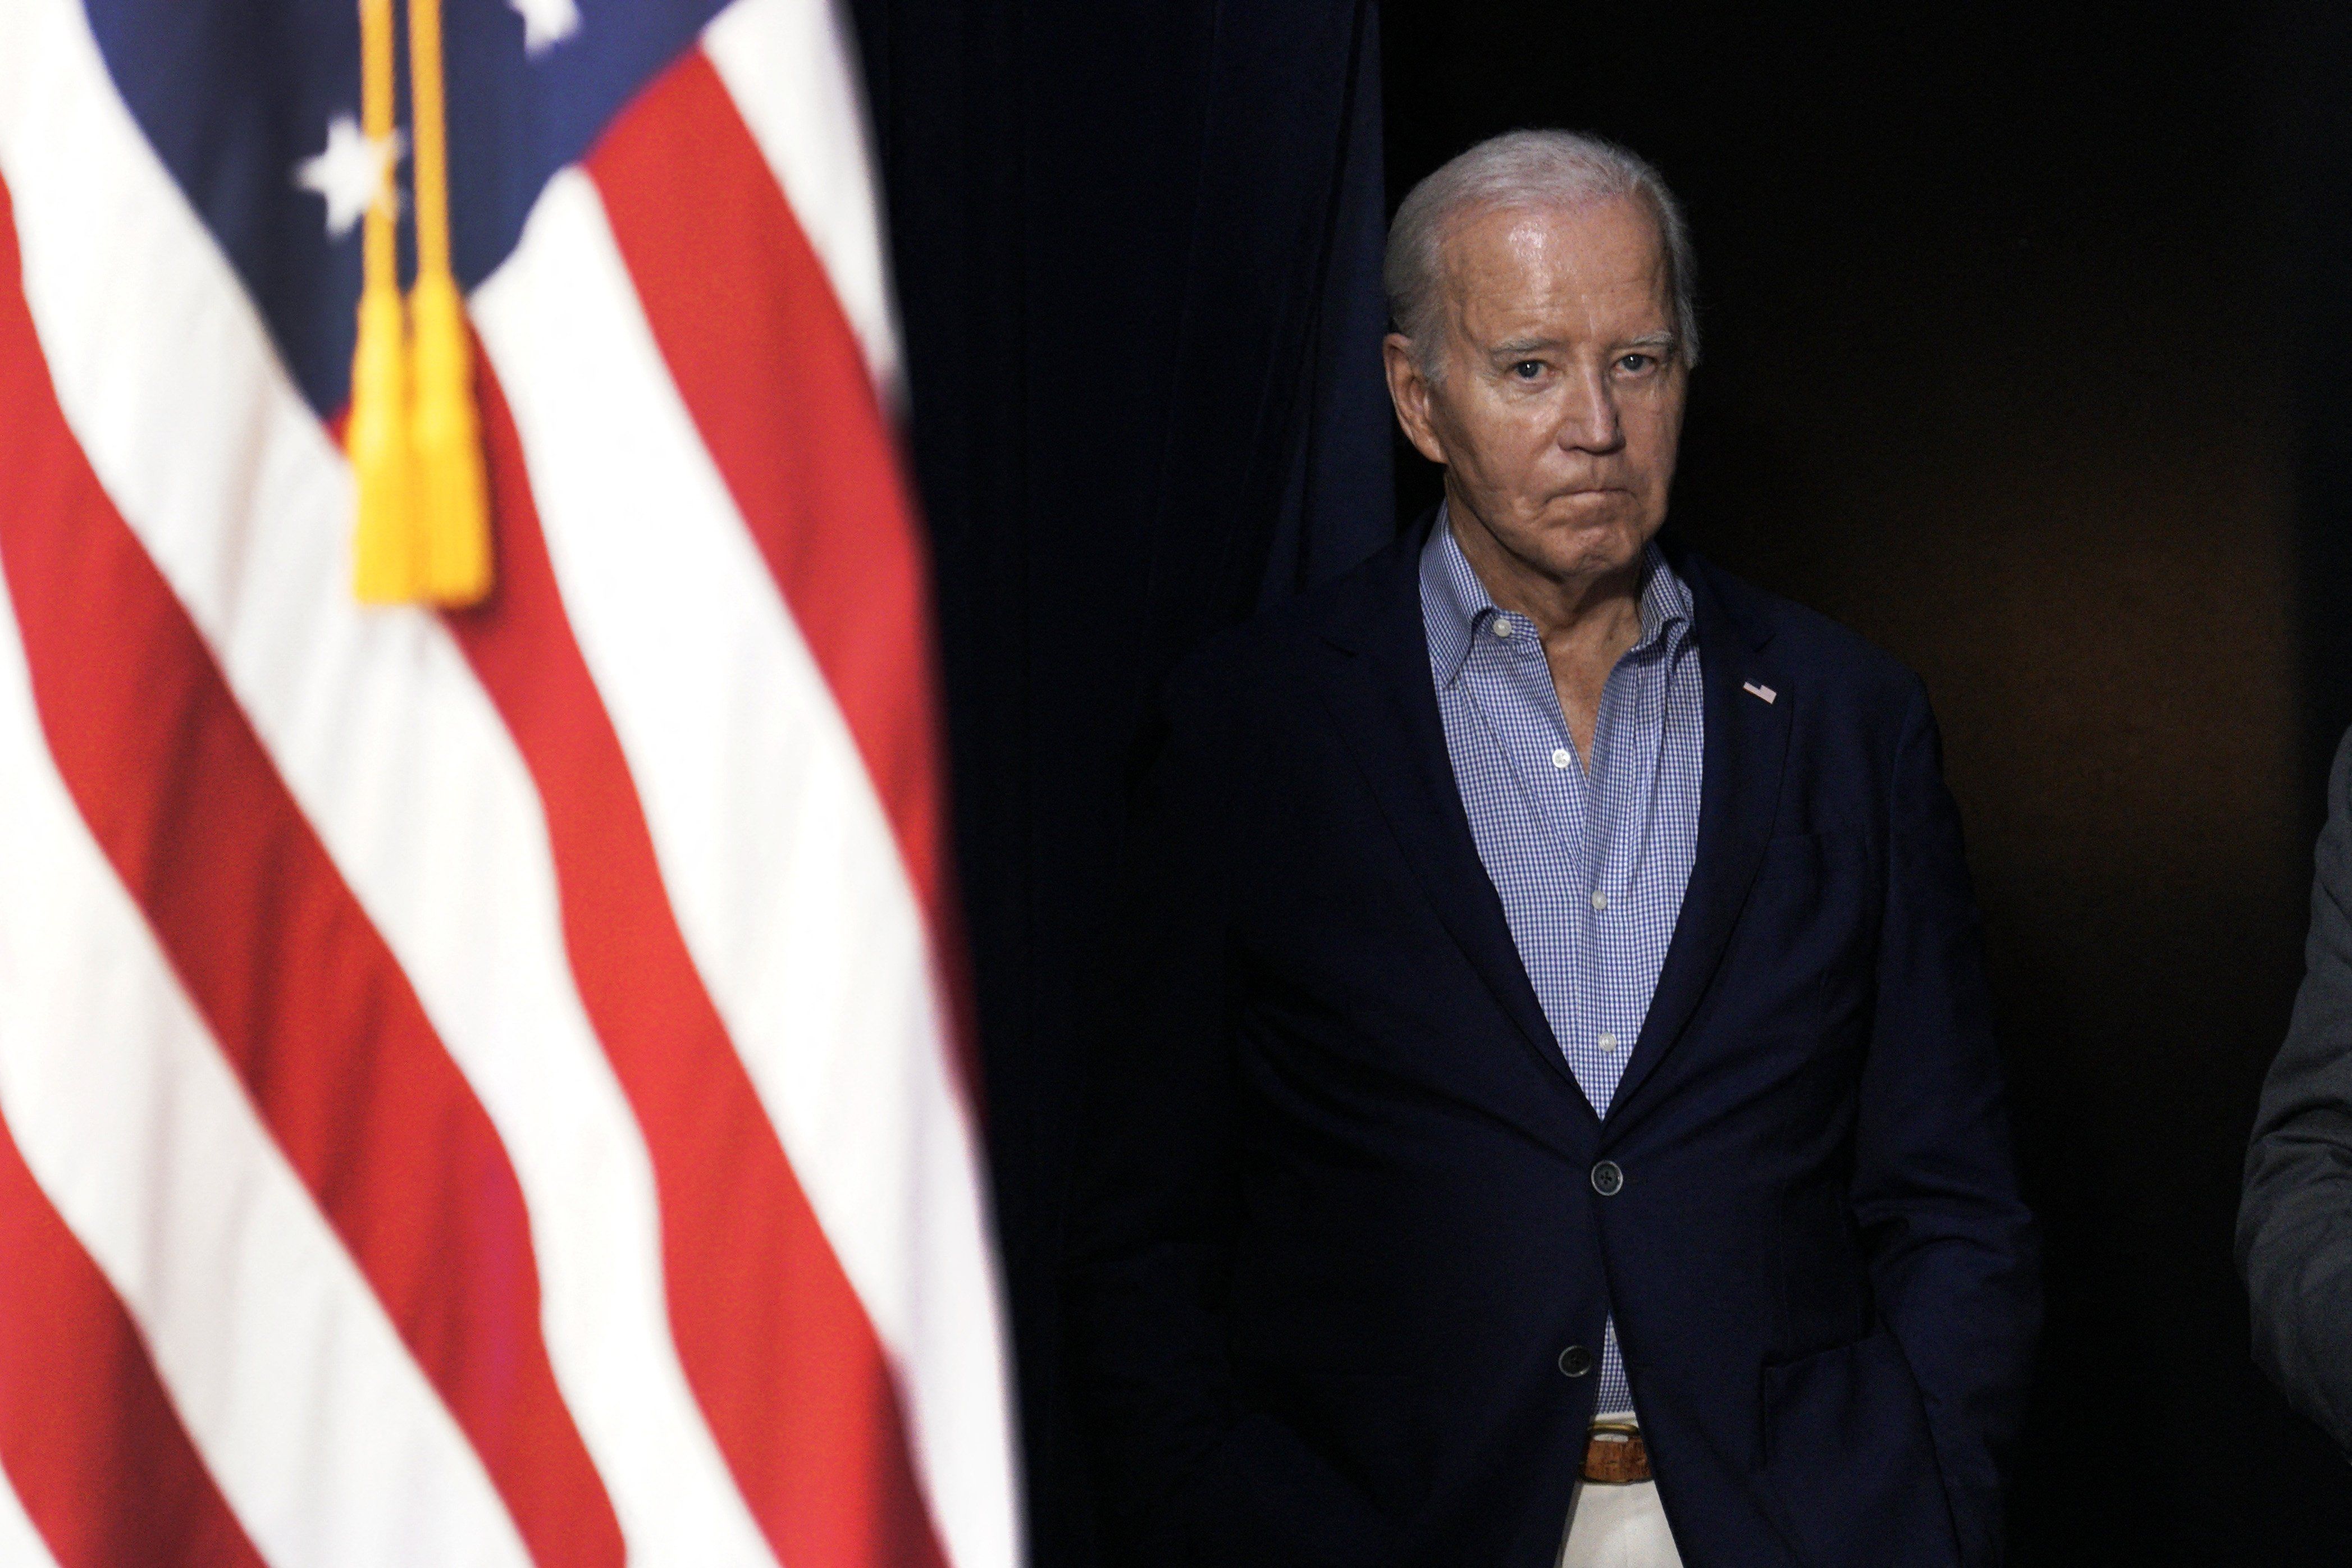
1419,504,1692,689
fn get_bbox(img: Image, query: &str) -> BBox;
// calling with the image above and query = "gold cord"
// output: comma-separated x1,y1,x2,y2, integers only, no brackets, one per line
346,0,492,607
404,0,492,606
348,0,416,602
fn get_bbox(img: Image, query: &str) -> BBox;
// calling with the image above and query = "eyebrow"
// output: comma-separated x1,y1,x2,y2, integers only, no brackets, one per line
1488,331,1680,357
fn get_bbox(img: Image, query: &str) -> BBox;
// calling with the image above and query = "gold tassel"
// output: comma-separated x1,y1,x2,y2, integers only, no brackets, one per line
408,277,491,605
405,0,491,606
348,0,418,604
345,0,491,607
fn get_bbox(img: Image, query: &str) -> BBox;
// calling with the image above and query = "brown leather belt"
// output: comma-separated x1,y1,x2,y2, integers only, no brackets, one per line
1581,1423,1652,1485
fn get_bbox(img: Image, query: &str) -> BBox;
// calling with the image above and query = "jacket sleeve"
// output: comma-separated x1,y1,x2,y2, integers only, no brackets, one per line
1063,664,1393,1567
1850,678,2042,1567
2240,727,2352,1457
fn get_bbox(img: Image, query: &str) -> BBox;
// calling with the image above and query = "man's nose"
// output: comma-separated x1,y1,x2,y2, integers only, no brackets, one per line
1555,367,1624,454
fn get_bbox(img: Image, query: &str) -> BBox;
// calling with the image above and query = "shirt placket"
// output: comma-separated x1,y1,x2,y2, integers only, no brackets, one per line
1469,618,1592,1068
1585,641,1669,1112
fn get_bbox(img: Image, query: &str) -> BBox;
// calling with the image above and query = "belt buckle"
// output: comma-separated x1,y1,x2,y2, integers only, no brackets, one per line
1581,1420,1651,1486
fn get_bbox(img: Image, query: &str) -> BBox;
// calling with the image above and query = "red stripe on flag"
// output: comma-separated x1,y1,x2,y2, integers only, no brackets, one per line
584,52,957,947
0,173,624,1568
450,349,950,1568
0,1102,265,1568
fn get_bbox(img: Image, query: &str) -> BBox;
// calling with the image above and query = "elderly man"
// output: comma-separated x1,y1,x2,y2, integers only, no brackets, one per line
1069,130,2040,1567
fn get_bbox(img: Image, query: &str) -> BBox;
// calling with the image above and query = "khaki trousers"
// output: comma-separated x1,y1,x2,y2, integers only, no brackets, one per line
1556,1479,1683,1568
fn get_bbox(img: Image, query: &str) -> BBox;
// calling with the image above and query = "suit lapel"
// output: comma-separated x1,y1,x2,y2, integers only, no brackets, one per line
1605,554,1792,1123
1312,529,1579,1098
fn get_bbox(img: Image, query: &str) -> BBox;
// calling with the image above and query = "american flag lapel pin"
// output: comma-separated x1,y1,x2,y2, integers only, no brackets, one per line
1742,681,1778,705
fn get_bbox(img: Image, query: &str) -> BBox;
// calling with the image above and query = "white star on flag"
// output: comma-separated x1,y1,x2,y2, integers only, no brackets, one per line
509,0,580,54
294,115,404,239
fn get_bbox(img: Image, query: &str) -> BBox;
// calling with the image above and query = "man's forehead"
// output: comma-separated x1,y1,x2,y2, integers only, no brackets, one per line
1438,199,1672,336
1442,196,1665,282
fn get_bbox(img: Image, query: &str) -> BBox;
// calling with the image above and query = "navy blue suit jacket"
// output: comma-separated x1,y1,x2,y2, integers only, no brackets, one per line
1067,522,2040,1567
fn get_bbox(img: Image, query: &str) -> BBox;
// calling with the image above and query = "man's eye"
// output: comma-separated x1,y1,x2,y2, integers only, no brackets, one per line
1618,353,1656,373
1512,360,1544,378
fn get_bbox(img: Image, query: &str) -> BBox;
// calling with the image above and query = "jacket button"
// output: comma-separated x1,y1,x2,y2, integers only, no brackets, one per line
1591,1160,1624,1196
1559,1345,1593,1378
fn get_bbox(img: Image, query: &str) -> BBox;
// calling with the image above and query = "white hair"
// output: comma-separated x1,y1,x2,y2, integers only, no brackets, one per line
1385,129,1699,375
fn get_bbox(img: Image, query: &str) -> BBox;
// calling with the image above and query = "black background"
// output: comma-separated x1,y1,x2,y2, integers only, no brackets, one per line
860,0,2352,1560
1386,0,2352,1558
848,4,1387,1563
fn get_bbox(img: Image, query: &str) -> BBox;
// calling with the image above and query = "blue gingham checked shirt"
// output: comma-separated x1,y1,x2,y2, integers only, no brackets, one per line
1419,512,1705,1421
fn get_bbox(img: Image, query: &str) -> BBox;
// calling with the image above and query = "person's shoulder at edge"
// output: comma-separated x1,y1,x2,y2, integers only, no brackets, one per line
2239,723,2352,1460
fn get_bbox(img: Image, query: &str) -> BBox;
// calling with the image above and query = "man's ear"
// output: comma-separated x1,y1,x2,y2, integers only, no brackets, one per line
1383,333,1450,468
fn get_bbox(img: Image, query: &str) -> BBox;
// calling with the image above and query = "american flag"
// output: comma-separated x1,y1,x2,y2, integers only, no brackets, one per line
0,0,1021,1565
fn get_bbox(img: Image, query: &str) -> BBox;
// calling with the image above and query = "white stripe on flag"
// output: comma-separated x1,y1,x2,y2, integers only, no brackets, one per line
0,554,531,1568
0,4,778,1561
473,169,1022,1568
0,1459,62,1568
702,0,905,399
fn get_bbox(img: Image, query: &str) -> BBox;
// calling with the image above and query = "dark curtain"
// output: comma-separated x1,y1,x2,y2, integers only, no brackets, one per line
843,4,1392,1562
2286,5,2352,781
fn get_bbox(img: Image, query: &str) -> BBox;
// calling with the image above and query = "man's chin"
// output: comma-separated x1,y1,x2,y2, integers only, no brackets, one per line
1542,490,1645,527
1450,495,1656,585
1526,506,1652,574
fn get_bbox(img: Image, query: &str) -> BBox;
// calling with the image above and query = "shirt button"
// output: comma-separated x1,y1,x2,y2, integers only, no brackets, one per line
1598,1032,1619,1053
1591,1160,1625,1196
1492,619,1514,639
1551,747,1572,770
1590,890,1608,911
1559,1345,1593,1378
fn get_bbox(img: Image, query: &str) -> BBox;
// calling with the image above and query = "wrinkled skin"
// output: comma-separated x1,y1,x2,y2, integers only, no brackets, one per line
1384,194,1689,761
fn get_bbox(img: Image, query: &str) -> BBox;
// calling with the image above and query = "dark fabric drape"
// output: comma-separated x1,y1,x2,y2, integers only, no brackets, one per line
844,4,1392,1560
2283,6,2352,796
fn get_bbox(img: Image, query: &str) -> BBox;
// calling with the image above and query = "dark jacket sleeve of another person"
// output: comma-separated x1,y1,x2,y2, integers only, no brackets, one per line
2241,726,2352,1456
1064,662,1392,1568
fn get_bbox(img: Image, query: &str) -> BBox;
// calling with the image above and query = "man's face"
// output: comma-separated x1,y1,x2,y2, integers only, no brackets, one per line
1386,195,1688,587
